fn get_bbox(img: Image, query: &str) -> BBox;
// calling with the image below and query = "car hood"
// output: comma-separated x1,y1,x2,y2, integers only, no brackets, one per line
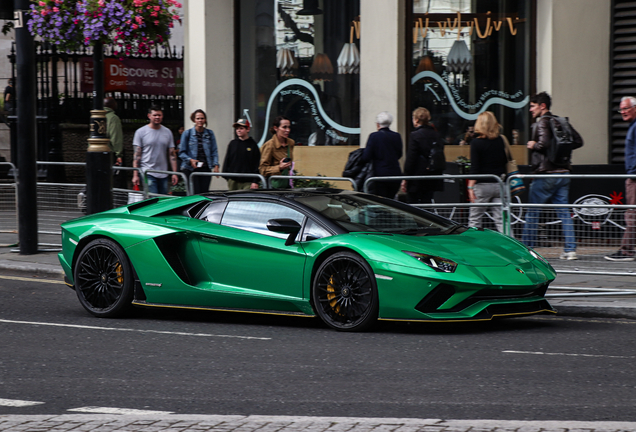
351,229,536,268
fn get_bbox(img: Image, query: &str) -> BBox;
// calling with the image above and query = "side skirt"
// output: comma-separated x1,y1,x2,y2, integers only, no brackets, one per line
131,300,316,318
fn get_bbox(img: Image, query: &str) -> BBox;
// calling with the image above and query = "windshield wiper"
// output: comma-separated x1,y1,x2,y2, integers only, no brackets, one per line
442,224,464,235
392,227,439,235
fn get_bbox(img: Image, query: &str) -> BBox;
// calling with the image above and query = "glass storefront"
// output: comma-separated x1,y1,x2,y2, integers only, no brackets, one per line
410,0,532,147
237,0,361,148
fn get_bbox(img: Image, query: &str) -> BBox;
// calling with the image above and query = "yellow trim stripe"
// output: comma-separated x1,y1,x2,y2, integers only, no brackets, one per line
132,301,316,318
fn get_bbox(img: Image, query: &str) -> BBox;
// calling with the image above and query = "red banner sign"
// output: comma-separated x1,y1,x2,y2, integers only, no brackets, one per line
81,57,183,96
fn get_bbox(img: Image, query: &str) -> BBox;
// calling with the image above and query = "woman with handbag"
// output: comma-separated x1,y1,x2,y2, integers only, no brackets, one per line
259,116,294,189
467,111,508,233
178,109,219,194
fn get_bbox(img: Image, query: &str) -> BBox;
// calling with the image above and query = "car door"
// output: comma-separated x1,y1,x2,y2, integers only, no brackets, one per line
196,199,308,305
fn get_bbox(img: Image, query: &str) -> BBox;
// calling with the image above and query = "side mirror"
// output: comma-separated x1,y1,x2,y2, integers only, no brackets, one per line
267,218,302,246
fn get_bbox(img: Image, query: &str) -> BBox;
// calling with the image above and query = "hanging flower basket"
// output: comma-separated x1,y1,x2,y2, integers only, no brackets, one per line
27,0,182,56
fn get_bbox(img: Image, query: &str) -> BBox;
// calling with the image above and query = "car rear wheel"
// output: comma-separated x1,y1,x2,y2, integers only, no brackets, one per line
312,251,378,331
74,238,134,317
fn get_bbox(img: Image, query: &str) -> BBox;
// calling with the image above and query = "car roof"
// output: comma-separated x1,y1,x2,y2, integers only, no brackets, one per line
201,188,358,201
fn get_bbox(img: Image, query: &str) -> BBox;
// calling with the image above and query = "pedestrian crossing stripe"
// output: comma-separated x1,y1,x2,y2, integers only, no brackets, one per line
67,406,174,415
0,398,44,407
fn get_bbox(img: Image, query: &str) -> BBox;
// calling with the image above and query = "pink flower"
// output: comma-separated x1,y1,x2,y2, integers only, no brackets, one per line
150,11,157,17
132,24,138,29
38,1,45,6
154,5,160,11
135,15,143,23
52,6,59,12
154,20,159,25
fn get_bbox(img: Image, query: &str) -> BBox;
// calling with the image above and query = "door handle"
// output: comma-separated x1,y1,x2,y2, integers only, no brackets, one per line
201,235,218,243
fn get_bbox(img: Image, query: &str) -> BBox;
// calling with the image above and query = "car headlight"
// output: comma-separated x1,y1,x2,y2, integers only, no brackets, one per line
403,251,457,273
527,248,548,264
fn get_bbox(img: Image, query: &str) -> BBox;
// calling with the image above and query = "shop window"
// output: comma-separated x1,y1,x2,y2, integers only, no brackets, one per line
237,0,361,148
410,0,531,149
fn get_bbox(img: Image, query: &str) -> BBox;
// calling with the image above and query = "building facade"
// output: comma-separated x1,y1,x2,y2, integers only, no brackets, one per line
183,0,610,180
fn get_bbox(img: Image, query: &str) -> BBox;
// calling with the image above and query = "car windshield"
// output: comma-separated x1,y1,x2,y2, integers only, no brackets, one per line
294,194,459,235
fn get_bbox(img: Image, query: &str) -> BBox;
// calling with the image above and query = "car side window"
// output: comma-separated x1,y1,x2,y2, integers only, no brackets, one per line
302,219,332,241
198,201,228,224
221,201,305,239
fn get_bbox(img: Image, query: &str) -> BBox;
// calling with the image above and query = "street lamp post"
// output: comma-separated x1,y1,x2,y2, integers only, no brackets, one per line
86,41,113,214
14,0,38,254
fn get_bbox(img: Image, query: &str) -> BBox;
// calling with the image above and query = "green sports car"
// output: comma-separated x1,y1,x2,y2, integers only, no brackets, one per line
59,189,556,331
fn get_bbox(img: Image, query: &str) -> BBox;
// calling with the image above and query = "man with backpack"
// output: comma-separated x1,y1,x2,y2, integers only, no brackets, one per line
521,92,583,260
605,96,636,261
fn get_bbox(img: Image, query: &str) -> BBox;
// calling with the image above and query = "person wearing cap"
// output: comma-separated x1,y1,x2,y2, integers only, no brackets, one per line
222,118,261,190
178,109,219,194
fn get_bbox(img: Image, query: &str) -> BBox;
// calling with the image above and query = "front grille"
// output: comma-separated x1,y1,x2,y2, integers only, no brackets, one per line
415,283,456,313
416,283,550,314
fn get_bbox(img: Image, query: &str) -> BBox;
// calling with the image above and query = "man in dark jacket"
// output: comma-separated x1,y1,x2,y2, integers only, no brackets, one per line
521,92,583,260
401,107,444,204
222,118,261,190
362,111,403,198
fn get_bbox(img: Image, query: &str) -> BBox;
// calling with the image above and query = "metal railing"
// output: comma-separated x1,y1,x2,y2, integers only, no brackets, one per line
2,164,636,298
267,175,357,190
189,172,267,194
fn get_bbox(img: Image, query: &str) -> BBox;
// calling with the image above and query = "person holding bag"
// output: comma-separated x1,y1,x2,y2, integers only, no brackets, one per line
259,116,294,189
178,109,219,194
466,111,508,233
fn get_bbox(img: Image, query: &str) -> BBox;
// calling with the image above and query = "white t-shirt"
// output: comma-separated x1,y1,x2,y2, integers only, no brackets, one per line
132,125,175,178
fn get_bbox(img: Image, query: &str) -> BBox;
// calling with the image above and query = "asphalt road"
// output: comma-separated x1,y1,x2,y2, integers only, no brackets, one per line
1,272,636,422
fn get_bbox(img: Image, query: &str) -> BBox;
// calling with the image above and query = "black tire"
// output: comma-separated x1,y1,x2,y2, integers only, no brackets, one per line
74,238,134,317
312,251,378,331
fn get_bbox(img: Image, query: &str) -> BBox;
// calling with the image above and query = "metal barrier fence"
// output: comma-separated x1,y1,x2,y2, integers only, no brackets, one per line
0,162,17,247
267,175,357,190
190,172,267,194
3,164,636,286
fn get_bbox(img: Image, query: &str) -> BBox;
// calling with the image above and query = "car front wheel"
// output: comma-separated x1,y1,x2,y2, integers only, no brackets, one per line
312,251,378,331
74,238,134,317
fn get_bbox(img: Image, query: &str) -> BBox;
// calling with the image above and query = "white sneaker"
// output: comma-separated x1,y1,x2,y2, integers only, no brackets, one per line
560,251,578,260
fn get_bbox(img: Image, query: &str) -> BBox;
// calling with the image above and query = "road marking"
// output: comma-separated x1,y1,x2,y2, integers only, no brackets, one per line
0,319,272,340
503,350,635,359
0,275,64,284
68,406,174,415
0,398,45,407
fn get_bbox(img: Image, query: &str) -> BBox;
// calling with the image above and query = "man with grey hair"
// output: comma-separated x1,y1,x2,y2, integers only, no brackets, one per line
606,96,636,261
362,111,403,198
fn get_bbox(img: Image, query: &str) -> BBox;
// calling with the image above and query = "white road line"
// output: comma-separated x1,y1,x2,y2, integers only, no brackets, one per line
0,319,271,340
0,275,64,284
68,406,174,415
503,350,634,359
0,398,45,407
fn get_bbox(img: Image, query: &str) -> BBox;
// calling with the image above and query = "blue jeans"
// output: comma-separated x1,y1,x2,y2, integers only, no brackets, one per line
147,175,169,195
522,177,576,252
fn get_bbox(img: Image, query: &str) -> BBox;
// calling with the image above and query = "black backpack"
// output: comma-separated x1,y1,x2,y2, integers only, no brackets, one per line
547,116,582,167
427,140,446,173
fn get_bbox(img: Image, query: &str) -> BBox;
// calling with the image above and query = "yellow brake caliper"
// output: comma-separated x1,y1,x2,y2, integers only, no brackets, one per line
327,276,342,315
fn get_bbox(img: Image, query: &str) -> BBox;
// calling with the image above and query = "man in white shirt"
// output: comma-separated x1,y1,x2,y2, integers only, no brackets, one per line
132,105,179,195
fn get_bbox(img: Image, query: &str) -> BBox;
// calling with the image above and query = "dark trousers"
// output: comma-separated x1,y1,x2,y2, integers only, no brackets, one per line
374,180,401,200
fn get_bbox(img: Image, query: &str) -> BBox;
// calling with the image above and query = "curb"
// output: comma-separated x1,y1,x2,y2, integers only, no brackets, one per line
556,305,636,320
0,260,64,278
1,260,636,321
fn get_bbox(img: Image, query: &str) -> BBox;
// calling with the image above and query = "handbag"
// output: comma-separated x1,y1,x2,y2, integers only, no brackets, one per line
502,135,526,197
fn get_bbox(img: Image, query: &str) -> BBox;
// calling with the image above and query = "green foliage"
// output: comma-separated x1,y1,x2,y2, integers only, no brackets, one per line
292,172,334,189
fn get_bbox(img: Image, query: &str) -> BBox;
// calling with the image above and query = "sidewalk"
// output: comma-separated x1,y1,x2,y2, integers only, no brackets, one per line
1,245,636,320
2,415,636,432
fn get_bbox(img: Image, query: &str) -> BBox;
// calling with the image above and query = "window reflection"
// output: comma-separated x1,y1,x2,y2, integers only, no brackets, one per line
238,0,361,148
411,0,531,147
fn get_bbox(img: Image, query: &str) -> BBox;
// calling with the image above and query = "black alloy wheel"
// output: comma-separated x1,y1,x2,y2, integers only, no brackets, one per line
74,238,134,317
312,251,378,331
